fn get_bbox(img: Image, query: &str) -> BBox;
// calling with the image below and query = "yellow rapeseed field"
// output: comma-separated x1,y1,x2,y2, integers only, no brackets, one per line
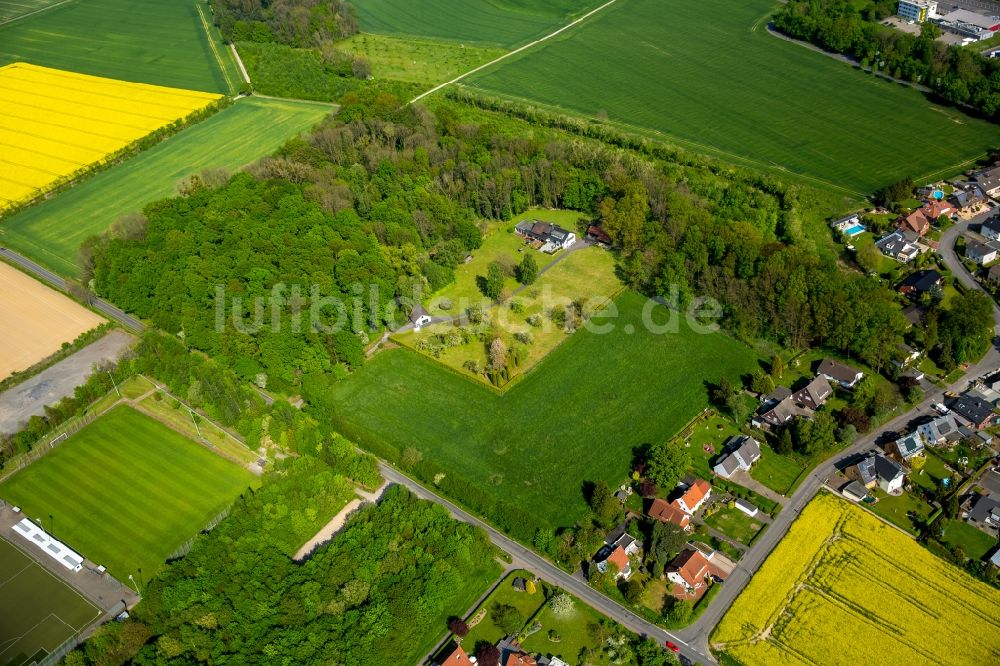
0,62,220,212
713,493,1000,665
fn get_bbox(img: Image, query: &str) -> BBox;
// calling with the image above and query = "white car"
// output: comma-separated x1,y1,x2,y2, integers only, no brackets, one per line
933,402,950,415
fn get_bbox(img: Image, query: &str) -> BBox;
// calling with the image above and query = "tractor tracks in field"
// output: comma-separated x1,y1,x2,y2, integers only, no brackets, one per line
408,0,621,104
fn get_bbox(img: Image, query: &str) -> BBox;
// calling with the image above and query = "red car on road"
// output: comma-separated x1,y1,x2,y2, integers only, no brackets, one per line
665,641,680,653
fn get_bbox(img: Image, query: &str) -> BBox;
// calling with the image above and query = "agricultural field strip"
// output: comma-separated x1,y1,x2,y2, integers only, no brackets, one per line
0,0,234,92
465,0,1000,195
410,0,619,104
0,62,220,210
0,96,330,277
0,0,68,25
714,494,1000,665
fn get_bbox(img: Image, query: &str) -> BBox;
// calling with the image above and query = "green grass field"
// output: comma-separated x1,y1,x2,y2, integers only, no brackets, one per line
0,0,62,24
0,406,256,579
940,519,997,560
467,0,1000,195
352,0,601,47
0,0,238,92
0,537,100,666
463,571,546,649
340,33,506,85
0,97,330,276
331,291,759,530
703,505,765,545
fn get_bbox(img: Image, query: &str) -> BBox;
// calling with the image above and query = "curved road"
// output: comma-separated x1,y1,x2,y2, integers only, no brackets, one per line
380,210,1000,665
0,247,145,332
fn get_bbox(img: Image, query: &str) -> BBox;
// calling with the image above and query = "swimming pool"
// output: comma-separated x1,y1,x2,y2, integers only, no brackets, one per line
932,189,944,200
843,224,866,236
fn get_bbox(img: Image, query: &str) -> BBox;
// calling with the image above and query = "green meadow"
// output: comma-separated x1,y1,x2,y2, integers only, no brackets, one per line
467,0,1000,195
330,291,759,537
0,0,239,92
352,0,601,47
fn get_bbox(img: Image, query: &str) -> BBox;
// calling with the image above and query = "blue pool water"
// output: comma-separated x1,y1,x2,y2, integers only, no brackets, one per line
844,224,866,236
932,189,944,200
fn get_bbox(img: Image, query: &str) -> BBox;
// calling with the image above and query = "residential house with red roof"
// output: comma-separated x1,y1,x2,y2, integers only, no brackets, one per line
435,644,477,666
504,652,538,666
596,544,633,580
920,200,955,221
648,498,691,530
898,210,931,236
667,548,711,593
675,479,711,514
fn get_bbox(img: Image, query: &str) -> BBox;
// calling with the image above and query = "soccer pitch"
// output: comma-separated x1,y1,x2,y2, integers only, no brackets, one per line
0,537,100,666
0,406,256,579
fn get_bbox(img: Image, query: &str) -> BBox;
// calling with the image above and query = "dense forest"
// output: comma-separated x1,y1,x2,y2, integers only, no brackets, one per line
774,0,1000,119
211,0,359,46
67,473,500,665
88,94,912,395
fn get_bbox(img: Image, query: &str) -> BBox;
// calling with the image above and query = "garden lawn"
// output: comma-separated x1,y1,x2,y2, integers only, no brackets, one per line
331,291,760,537
0,405,256,579
519,591,610,665
425,208,589,314
352,0,603,47
703,506,765,545
748,449,804,496
0,97,329,277
467,0,1000,195
340,33,506,85
910,453,953,492
940,519,996,560
867,489,934,535
677,411,742,480
395,241,619,387
0,0,238,92
463,570,545,650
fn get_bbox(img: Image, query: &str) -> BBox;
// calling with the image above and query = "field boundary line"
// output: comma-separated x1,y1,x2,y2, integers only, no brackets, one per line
409,0,621,104
195,1,235,94
454,86,868,199
231,44,251,84
0,0,75,27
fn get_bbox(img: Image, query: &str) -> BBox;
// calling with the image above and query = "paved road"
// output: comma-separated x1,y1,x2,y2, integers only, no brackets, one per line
0,247,144,332
377,463,715,666
674,210,1000,653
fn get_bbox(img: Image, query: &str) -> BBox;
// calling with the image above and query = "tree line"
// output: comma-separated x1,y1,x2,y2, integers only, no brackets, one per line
66,470,500,665
774,0,1000,120
88,91,912,395
211,0,359,46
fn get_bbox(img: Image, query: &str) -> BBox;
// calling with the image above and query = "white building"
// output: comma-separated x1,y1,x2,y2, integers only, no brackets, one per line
898,0,937,22
12,518,84,572
934,9,1000,41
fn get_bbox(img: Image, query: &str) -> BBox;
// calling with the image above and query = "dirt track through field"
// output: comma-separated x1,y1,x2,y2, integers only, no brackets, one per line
0,261,104,379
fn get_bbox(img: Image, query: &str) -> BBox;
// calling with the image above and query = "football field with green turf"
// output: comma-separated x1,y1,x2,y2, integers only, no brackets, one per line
0,97,331,277
0,0,239,92
0,537,101,666
466,0,1000,195
0,406,256,579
